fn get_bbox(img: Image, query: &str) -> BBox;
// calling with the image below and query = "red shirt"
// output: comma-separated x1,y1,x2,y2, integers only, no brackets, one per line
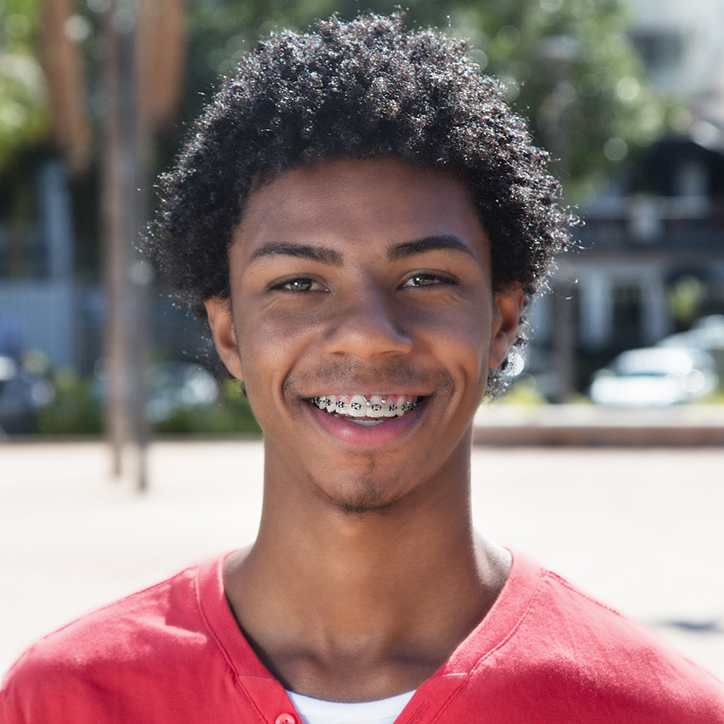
2,552,724,723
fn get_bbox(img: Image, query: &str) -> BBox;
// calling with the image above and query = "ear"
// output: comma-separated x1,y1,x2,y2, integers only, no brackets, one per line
204,297,243,380
488,285,525,369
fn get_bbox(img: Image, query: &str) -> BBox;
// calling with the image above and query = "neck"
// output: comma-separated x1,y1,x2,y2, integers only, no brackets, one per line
223,440,510,701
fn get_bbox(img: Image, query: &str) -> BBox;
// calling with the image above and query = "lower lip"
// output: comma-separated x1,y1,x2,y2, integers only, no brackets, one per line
306,400,425,446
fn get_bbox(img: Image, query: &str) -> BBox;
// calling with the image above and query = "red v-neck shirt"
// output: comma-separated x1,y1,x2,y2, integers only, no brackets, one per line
2,552,724,723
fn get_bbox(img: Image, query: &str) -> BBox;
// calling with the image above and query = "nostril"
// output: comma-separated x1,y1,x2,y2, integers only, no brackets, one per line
322,315,412,357
319,289,412,358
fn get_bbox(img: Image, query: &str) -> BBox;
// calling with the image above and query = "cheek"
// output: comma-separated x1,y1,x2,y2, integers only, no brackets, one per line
237,324,280,375
411,302,492,365
234,309,312,392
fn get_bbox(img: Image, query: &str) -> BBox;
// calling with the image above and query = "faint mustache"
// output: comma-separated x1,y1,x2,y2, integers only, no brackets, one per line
284,361,454,396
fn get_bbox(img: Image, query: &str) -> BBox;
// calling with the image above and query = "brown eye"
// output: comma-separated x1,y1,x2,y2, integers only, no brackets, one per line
403,273,454,288
410,275,435,287
286,278,314,292
269,276,324,292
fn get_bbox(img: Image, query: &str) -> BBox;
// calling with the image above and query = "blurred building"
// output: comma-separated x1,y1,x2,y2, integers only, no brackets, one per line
0,157,200,372
632,0,724,117
0,161,79,367
532,0,724,365
2,0,724,380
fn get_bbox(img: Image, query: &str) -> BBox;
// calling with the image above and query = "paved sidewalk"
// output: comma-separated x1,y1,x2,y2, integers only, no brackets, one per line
474,404,724,445
1,440,723,682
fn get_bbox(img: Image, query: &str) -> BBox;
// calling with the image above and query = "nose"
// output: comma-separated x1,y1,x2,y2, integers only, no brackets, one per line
322,283,413,359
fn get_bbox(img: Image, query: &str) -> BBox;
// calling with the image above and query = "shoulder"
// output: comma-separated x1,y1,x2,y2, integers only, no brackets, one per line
459,559,724,722
533,567,714,675
7,562,201,672
0,558,229,723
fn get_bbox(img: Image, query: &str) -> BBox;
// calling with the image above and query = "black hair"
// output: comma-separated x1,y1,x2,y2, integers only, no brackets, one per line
144,13,576,394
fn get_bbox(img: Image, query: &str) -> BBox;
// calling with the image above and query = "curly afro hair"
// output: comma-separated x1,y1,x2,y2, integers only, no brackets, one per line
144,13,576,392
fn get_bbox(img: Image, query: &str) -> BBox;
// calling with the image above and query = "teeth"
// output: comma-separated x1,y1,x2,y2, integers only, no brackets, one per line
368,395,384,418
394,395,407,417
311,395,420,420
349,395,366,418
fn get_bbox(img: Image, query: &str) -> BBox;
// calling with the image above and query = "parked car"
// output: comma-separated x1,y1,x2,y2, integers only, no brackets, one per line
588,347,718,407
656,315,724,379
146,361,220,423
657,315,724,353
0,356,55,434
93,360,220,422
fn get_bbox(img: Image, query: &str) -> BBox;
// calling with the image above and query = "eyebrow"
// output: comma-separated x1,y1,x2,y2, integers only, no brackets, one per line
248,242,343,266
247,234,475,267
387,235,476,261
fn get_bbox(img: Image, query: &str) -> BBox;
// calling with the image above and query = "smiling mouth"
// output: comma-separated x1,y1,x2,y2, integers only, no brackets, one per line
309,394,422,426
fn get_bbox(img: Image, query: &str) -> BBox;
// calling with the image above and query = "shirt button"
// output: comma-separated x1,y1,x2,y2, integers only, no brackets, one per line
275,714,296,724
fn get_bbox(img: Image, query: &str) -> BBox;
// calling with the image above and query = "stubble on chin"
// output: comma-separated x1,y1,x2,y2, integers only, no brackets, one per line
311,453,403,517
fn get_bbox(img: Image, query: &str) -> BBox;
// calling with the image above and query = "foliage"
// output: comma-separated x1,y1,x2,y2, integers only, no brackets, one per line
181,0,669,200
153,378,261,434
495,375,549,405
0,0,673,200
36,368,104,434
669,275,706,328
0,0,49,174
36,371,261,435
692,388,724,405
446,0,669,200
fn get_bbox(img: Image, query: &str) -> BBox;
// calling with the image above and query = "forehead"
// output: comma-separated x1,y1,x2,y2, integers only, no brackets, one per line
231,156,489,264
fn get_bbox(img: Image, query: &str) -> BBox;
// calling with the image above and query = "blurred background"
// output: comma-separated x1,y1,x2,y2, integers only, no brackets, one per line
2,0,724,452
1,0,724,685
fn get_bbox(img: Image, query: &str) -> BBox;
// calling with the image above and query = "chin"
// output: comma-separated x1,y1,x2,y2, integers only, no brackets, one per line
313,469,407,517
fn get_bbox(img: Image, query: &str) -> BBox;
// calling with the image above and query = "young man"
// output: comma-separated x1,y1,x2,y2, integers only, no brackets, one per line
2,13,724,724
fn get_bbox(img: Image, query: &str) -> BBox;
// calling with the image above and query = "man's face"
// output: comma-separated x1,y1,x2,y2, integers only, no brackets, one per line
206,156,521,512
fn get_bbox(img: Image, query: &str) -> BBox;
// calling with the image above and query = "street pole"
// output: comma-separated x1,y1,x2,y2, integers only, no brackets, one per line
101,0,148,487
100,0,185,490
552,276,576,404
541,36,578,404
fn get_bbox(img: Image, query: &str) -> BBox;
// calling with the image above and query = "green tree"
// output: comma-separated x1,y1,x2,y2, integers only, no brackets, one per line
182,0,668,201
444,0,668,200
0,0,676,198
0,0,49,174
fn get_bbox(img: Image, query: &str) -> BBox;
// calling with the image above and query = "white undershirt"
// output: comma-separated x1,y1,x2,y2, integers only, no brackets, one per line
286,689,416,724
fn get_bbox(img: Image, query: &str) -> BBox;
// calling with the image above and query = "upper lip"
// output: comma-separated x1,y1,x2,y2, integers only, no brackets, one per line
294,369,441,400
306,392,427,398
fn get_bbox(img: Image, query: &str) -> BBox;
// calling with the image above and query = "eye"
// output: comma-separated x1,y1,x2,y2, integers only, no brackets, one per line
402,273,456,288
269,276,325,292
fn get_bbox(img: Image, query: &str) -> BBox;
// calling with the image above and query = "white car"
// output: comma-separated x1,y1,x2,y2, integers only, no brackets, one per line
589,347,718,407
657,315,724,354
